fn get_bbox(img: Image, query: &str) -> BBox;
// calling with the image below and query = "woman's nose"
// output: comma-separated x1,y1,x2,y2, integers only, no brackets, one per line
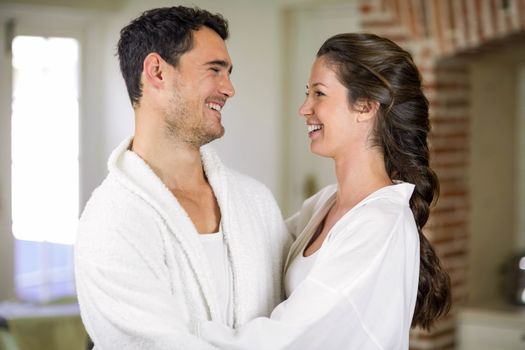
298,98,311,118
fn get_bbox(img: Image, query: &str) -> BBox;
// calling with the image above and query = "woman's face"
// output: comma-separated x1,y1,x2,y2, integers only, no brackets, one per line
298,56,369,159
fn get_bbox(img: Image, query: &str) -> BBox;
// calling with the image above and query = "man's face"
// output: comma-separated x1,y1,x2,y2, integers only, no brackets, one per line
163,26,235,147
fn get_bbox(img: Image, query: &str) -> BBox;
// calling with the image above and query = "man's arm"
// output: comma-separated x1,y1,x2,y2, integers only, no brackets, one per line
75,219,217,350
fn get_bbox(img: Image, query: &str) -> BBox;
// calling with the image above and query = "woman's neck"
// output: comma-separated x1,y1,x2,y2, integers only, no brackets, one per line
333,150,392,211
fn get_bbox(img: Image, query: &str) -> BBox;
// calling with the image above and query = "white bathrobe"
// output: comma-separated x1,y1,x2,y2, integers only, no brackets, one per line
198,183,420,349
75,138,290,350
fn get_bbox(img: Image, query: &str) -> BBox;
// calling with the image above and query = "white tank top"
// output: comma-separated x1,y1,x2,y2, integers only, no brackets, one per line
284,195,335,298
199,228,234,326
284,249,318,297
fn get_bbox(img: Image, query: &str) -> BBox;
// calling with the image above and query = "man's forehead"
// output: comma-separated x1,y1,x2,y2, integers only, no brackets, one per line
185,28,232,67
181,50,233,71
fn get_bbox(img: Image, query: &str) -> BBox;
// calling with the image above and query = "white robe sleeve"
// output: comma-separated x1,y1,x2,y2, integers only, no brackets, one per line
197,205,419,350
76,222,218,350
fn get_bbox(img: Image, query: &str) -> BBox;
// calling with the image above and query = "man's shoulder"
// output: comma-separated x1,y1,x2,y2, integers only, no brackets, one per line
83,174,127,206
225,167,266,188
76,174,164,252
224,167,276,201
79,173,155,228
201,145,273,197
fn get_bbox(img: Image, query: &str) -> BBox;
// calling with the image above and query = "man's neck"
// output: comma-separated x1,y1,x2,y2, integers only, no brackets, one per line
131,132,208,192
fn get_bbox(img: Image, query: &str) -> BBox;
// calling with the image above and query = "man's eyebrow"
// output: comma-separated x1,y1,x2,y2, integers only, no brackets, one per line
206,60,233,74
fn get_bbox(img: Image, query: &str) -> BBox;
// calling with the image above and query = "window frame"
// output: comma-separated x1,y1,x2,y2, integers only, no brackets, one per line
0,3,107,302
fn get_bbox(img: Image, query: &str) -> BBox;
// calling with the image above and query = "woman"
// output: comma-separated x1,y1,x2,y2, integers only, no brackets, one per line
196,33,451,349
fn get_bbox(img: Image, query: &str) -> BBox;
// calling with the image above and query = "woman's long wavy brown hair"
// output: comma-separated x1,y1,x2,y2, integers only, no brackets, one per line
317,33,451,330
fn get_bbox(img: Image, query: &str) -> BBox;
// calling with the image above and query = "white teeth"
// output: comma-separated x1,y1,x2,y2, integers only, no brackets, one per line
307,124,323,133
207,103,222,112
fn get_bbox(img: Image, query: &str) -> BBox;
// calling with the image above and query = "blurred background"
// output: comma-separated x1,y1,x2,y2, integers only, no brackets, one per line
0,0,524,349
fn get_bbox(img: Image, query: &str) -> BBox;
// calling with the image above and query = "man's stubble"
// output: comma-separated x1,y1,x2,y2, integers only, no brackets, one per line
164,87,225,148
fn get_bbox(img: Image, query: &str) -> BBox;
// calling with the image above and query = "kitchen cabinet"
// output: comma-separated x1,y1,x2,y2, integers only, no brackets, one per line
458,302,525,350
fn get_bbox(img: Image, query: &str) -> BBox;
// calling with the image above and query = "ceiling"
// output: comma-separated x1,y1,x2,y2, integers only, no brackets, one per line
0,0,127,11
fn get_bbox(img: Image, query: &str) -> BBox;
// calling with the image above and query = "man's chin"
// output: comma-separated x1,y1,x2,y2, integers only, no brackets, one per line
198,128,225,147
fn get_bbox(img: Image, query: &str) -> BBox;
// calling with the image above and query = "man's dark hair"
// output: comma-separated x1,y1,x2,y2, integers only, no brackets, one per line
117,6,229,106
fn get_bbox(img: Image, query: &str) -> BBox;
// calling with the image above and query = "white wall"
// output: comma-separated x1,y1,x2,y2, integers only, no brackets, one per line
281,3,360,215
0,2,116,299
1,0,359,299
84,0,361,207
94,0,292,204
517,63,525,251
469,60,516,303
80,17,116,208
0,15,14,300
468,46,525,303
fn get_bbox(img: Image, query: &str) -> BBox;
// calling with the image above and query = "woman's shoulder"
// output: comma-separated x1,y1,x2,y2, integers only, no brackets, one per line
295,184,337,219
285,184,337,239
350,182,414,219
361,182,415,207
325,183,418,243
304,184,338,208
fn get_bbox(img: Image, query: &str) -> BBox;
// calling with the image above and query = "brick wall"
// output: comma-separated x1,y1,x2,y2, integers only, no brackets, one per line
359,0,525,349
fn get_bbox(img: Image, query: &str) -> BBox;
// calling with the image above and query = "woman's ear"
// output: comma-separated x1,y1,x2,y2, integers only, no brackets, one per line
355,100,380,123
142,53,165,90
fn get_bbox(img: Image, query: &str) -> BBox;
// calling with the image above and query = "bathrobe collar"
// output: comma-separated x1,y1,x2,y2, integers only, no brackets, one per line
107,137,233,324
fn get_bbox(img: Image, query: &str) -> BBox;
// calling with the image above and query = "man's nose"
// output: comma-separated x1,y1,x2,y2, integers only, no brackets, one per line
220,76,235,97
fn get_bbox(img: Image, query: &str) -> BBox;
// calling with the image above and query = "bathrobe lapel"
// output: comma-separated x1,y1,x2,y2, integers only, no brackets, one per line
110,139,225,322
200,144,249,328
202,144,281,327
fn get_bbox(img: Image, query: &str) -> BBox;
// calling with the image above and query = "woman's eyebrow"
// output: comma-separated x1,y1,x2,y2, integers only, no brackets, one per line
306,82,327,89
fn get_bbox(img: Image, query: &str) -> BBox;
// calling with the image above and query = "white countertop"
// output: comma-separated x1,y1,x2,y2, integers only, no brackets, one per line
458,299,525,328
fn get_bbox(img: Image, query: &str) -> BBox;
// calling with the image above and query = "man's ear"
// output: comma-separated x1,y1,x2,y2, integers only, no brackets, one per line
143,53,166,90
355,99,380,123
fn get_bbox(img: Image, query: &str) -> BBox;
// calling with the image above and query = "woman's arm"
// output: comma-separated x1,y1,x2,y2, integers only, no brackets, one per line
197,277,360,350
197,205,419,349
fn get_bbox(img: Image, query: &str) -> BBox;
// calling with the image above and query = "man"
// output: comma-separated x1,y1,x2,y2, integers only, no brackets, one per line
75,6,290,349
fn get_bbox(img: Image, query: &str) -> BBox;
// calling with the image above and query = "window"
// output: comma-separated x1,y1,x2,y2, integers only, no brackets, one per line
11,35,80,302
